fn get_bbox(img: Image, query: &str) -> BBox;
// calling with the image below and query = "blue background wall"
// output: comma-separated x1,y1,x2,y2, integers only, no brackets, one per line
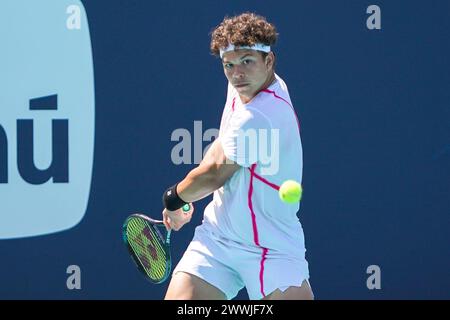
1,0,449,299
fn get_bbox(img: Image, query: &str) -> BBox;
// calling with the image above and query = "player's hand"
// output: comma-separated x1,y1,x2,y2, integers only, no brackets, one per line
162,203,194,231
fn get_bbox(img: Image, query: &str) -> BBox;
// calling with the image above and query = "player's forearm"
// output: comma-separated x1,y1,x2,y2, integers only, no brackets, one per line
176,164,222,202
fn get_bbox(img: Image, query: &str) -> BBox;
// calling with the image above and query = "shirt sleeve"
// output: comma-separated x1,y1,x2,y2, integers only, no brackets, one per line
219,106,273,168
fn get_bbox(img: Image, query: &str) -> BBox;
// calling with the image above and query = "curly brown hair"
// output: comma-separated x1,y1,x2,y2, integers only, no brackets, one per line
210,12,278,57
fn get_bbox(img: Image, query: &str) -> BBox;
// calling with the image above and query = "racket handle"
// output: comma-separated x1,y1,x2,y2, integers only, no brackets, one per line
182,204,191,212
166,229,172,244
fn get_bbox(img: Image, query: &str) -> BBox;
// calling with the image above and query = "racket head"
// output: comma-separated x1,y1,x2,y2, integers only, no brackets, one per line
122,214,171,284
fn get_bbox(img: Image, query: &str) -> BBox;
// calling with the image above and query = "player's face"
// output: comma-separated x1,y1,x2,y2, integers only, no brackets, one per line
222,50,275,103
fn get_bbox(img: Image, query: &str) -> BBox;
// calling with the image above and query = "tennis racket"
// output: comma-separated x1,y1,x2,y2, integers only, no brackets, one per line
122,203,191,284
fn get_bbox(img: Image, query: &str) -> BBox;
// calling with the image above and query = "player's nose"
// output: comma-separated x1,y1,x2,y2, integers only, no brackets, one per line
232,67,245,79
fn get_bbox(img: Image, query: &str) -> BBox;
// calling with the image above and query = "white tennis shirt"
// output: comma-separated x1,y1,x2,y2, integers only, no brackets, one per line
202,74,307,259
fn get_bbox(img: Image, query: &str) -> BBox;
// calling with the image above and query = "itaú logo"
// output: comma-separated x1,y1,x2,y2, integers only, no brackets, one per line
0,0,94,239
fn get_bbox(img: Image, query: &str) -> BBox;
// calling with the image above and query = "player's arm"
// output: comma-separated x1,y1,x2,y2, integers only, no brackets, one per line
161,139,239,231
176,139,240,202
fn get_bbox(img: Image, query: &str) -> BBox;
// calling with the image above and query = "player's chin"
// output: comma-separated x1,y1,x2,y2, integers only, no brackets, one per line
236,87,255,98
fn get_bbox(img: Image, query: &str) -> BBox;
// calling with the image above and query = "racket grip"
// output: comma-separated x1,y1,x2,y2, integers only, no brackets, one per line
182,204,191,212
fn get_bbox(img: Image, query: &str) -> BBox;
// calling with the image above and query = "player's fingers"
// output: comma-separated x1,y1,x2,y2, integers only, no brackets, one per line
171,219,182,231
168,217,177,230
162,210,171,231
163,220,171,231
174,218,189,232
172,216,186,231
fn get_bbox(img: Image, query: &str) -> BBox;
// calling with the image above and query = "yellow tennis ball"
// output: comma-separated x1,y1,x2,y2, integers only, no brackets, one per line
279,180,302,204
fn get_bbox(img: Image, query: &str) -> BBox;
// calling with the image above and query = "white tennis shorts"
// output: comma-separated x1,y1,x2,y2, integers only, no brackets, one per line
172,225,310,300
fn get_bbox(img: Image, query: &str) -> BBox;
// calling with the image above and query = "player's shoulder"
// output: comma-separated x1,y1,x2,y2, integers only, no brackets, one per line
250,75,293,112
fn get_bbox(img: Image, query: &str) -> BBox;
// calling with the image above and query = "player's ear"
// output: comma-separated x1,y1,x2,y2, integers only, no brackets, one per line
265,52,275,70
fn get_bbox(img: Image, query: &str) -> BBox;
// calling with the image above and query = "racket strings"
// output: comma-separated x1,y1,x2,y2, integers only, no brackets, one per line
126,218,169,281
129,221,166,279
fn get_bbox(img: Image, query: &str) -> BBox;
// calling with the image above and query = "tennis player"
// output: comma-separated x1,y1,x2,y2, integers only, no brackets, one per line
161,12,313,300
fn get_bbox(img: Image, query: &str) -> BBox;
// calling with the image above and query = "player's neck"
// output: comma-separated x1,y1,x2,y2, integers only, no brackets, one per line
261,72,276,92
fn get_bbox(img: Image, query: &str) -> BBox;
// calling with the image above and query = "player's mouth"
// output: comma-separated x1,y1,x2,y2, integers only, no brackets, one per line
234,83,249,88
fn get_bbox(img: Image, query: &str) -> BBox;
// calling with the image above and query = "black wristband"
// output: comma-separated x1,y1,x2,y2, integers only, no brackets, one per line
162,183,188,211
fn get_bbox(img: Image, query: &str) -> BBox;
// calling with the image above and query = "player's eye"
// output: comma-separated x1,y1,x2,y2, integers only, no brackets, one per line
224,63,233,69
242,59,253,65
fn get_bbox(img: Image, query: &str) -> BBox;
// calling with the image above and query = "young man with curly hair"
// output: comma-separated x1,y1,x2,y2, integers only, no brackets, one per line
161,12,313,300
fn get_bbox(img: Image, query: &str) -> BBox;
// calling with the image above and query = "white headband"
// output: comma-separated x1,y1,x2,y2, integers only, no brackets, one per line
219,43,271,58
